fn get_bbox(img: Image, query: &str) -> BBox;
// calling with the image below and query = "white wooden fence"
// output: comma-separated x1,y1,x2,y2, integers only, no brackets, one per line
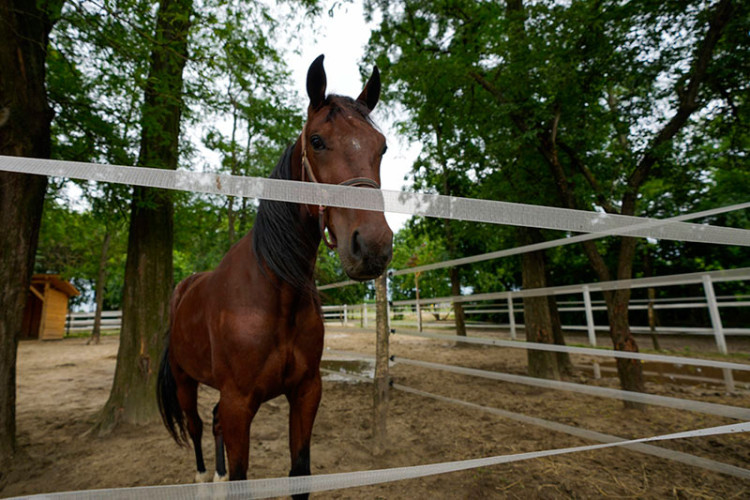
64,310,122,333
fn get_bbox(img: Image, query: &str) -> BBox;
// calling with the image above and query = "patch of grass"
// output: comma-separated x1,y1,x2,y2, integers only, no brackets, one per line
64,329,120,339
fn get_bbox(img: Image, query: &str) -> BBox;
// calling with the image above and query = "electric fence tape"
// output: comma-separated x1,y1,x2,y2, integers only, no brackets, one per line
315,198,750,290
391,357,750,420
23,421,750,499
2,156,749,247
390,329,750,373
392,384,750,480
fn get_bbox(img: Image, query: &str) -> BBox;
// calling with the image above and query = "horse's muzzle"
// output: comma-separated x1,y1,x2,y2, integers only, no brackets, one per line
340,226,393,281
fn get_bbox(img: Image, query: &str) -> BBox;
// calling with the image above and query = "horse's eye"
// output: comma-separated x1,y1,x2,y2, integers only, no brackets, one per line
381,144,388,156
310,135,325,151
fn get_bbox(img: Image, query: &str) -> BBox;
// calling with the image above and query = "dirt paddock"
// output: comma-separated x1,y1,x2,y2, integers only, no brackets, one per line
2,326,749,498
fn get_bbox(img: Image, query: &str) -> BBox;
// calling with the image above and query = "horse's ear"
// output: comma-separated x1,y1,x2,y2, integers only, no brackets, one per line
357,65,380,113
307,54,327,110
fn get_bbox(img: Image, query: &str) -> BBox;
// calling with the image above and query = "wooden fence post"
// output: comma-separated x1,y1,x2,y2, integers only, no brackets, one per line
373,272,389,455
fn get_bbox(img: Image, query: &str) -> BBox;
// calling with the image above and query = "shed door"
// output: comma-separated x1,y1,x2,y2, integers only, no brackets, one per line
21,290,44,340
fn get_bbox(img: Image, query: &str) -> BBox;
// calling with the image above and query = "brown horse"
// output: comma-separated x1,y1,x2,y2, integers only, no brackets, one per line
157,55,392,496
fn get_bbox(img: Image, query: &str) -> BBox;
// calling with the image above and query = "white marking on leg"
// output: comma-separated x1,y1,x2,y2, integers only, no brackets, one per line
195,470,212,483
214,471,228,482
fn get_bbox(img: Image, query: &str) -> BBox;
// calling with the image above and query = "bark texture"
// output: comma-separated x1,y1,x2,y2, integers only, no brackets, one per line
88,230,112,345
93,0,191,433
520,229,560,380
449,267,467,337
0,0,60,460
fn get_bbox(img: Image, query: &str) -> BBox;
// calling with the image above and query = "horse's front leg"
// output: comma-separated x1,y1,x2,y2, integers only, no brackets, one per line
218,393,257,480
286,373,322,500
212,403,228,482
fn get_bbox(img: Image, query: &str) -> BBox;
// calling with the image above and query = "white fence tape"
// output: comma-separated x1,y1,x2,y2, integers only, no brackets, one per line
318,200,750,290
391,330,750,373
2,155,750,245
389,200,750,277
392,357,750,420
316,364,750,479
303,367,750,479
24,421,750,499
393,384,750,480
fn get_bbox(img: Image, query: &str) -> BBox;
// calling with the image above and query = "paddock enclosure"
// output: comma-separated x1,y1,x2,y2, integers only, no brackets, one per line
1,326,748,498
1,155,750,497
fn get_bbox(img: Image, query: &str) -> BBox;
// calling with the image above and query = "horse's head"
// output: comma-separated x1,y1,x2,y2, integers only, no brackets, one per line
300,55,393,281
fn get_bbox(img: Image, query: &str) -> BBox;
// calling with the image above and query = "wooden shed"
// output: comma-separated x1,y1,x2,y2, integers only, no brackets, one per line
21,274,80,340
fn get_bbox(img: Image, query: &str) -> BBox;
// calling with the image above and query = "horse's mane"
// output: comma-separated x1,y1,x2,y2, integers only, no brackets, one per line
253,97,375,294
252,144,320,294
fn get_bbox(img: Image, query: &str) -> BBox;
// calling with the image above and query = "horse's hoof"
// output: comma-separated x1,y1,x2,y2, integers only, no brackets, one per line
214,471,228,482
195,470,212,483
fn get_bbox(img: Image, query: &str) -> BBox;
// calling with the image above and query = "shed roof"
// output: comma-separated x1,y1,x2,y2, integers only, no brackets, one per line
31,274,80,298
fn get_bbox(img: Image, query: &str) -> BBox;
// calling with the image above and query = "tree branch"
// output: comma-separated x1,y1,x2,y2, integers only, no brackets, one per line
625,0,734,209
557,141,619,215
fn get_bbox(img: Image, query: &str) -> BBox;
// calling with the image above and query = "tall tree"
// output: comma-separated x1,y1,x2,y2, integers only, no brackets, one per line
93,0,192,432
366,0,568,374
366,0,746,395
0,0,64,460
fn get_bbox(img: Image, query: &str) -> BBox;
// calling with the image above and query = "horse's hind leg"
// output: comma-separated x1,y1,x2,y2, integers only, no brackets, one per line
212,403,227,482
287,374,322,500
175,372,209,482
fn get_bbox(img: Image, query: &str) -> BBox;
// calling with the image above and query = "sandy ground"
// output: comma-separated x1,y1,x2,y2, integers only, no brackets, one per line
2,325,750,499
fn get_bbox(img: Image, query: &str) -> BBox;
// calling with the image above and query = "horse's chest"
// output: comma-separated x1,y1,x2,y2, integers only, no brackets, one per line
233,312,323,397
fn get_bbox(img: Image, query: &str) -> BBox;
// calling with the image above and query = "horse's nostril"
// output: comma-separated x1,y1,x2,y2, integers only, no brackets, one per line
351,230,363,259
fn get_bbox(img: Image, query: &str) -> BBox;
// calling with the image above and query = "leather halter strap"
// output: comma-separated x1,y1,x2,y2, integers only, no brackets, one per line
300,121,380,249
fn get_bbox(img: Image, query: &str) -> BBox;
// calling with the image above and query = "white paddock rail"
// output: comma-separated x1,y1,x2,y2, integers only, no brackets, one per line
2,155,750,245
392,357,750,420
390,330,750,374
65,310,122,332
317,199,750,291
393,385,750,480
391,267,750,307
325,367,750,479
328,358,750,479
388,267,750,390
22,422,750,499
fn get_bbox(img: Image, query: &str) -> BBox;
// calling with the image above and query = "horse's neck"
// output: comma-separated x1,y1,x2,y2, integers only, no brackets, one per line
243,141,322,293
291,140,324,265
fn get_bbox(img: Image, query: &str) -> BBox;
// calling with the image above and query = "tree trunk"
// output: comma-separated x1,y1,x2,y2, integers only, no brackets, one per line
548,295,572,375
449,267,467,337
605,288,646,406
92,0,192,433
89,230,112,345
0,0,60,461
227,98,240,244
520,229,560,380
227,196,237,244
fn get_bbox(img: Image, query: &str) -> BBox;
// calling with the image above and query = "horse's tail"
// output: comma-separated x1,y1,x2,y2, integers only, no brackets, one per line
157,331,189,447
